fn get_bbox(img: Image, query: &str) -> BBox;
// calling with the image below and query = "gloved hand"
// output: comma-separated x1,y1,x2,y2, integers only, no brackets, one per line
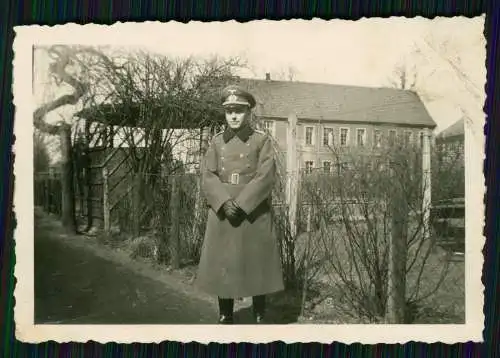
222,200,241,220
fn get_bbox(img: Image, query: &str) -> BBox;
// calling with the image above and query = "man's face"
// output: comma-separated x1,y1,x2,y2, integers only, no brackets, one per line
224,105,249,130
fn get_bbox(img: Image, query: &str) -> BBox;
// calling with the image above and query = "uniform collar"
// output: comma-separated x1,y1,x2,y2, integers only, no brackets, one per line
222,122,254,143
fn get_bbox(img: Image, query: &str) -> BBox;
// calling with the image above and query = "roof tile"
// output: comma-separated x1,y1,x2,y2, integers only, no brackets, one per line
235,78,436,128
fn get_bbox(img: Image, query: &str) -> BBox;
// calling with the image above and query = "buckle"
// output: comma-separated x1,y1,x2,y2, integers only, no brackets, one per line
230,173,240,185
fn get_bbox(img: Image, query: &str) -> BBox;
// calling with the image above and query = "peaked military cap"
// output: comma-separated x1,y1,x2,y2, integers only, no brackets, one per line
221,85,256,109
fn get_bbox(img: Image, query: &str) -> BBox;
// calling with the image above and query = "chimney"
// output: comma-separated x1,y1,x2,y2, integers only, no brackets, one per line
265,72,271,81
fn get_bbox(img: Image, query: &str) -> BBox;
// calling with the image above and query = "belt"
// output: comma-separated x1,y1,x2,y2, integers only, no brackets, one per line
219,172,255,185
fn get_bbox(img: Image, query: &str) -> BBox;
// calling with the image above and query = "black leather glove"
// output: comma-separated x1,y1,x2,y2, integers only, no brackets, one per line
231,200,245,217
222,200,240,220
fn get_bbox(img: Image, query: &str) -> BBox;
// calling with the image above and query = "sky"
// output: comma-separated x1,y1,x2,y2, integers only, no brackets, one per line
32,16,486,160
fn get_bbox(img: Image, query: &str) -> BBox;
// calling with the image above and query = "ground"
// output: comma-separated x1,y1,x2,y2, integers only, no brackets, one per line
34,208,301,324
35,210,217,324
34,208,464,325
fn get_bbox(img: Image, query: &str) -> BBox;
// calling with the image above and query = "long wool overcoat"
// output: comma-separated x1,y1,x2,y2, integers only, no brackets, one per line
195,126,284,299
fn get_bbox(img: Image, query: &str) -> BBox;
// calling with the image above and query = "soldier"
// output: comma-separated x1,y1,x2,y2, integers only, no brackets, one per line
195,84,285,324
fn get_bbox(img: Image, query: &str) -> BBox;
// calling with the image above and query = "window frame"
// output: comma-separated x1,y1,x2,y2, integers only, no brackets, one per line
388,129,397,147
340,127,350,147
260,119,276,137
322,160,332,174
404,130,413,147
304,160,314,174
356,128,367,147
418,131,424,149
304,126,315,146
322,126,334,147
373,129,382,148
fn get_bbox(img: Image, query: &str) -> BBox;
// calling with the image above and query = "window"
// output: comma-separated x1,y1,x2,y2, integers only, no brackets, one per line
419,131,424,148
323,161,331,173
356,128,366,147
388,130,397,147
305,161,314,174
260,120,275,136
340,128,349,147
323,127,334,147
305,127,314,146
373,129,382,148
404,131,413,147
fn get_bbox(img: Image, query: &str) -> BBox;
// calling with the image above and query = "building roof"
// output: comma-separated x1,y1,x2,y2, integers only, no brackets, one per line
436,118,465,140
235,78,437,128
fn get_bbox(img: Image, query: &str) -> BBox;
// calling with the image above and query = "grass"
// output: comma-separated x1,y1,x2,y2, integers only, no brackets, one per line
293,220,465,324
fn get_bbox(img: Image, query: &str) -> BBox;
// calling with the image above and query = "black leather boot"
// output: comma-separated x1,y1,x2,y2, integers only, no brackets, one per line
252,295,266,324
218,297,234,324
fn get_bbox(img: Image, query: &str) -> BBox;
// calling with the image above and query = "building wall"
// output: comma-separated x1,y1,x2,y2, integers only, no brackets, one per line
257,117,430,172
433,134,465,200
436,135,465,165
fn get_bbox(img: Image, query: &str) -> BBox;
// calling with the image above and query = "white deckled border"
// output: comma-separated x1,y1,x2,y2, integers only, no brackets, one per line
12,19,486,344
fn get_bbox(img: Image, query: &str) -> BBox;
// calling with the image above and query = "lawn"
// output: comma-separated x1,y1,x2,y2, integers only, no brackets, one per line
293,219,465,324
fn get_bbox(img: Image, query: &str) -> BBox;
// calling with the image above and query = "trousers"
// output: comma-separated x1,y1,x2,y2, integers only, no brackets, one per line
218,295,266,316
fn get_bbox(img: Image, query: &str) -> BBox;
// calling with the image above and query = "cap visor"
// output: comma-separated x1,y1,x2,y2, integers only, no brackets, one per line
222,101,250,107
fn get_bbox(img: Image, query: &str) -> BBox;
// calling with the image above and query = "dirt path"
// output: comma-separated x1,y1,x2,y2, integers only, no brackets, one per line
34,211,219,324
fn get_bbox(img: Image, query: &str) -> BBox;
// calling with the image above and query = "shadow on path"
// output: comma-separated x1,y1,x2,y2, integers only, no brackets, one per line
35,212,218,324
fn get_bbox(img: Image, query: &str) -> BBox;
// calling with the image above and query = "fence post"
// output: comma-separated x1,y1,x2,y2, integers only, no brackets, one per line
286,113,299,238
387,164,408,323
422,128,432,240
102,166,110,234
59,124,76,233
132,173,141,236
170,175,181,269
44,175,50,212
191,127,209,244
300,204,313,317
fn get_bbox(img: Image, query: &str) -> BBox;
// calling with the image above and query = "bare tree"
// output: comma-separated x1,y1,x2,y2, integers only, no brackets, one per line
295,141,452,323
33,45,116,232
273,65,299,82
389,63,417,91
387,43,444,104
72,48,247,266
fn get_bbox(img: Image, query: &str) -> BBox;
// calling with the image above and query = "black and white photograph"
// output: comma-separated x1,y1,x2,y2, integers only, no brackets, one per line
13,17,485,343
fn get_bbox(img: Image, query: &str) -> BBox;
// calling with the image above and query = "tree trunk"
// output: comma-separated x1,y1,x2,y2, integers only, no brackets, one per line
59,124,77,233
84,121,93,231
170,175,180,269
132,173,141,236
387,179,408,323
191,127,209,248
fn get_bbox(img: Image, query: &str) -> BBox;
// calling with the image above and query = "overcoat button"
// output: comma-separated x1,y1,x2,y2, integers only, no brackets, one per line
240,154,244,158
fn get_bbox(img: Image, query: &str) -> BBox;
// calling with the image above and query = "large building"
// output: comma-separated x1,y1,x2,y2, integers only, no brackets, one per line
434,117,465,200
435,117,465,165
233,76,437,173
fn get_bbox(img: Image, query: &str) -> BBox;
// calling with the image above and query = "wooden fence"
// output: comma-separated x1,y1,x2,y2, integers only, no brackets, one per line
430,198,465,255
34,171,62,216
